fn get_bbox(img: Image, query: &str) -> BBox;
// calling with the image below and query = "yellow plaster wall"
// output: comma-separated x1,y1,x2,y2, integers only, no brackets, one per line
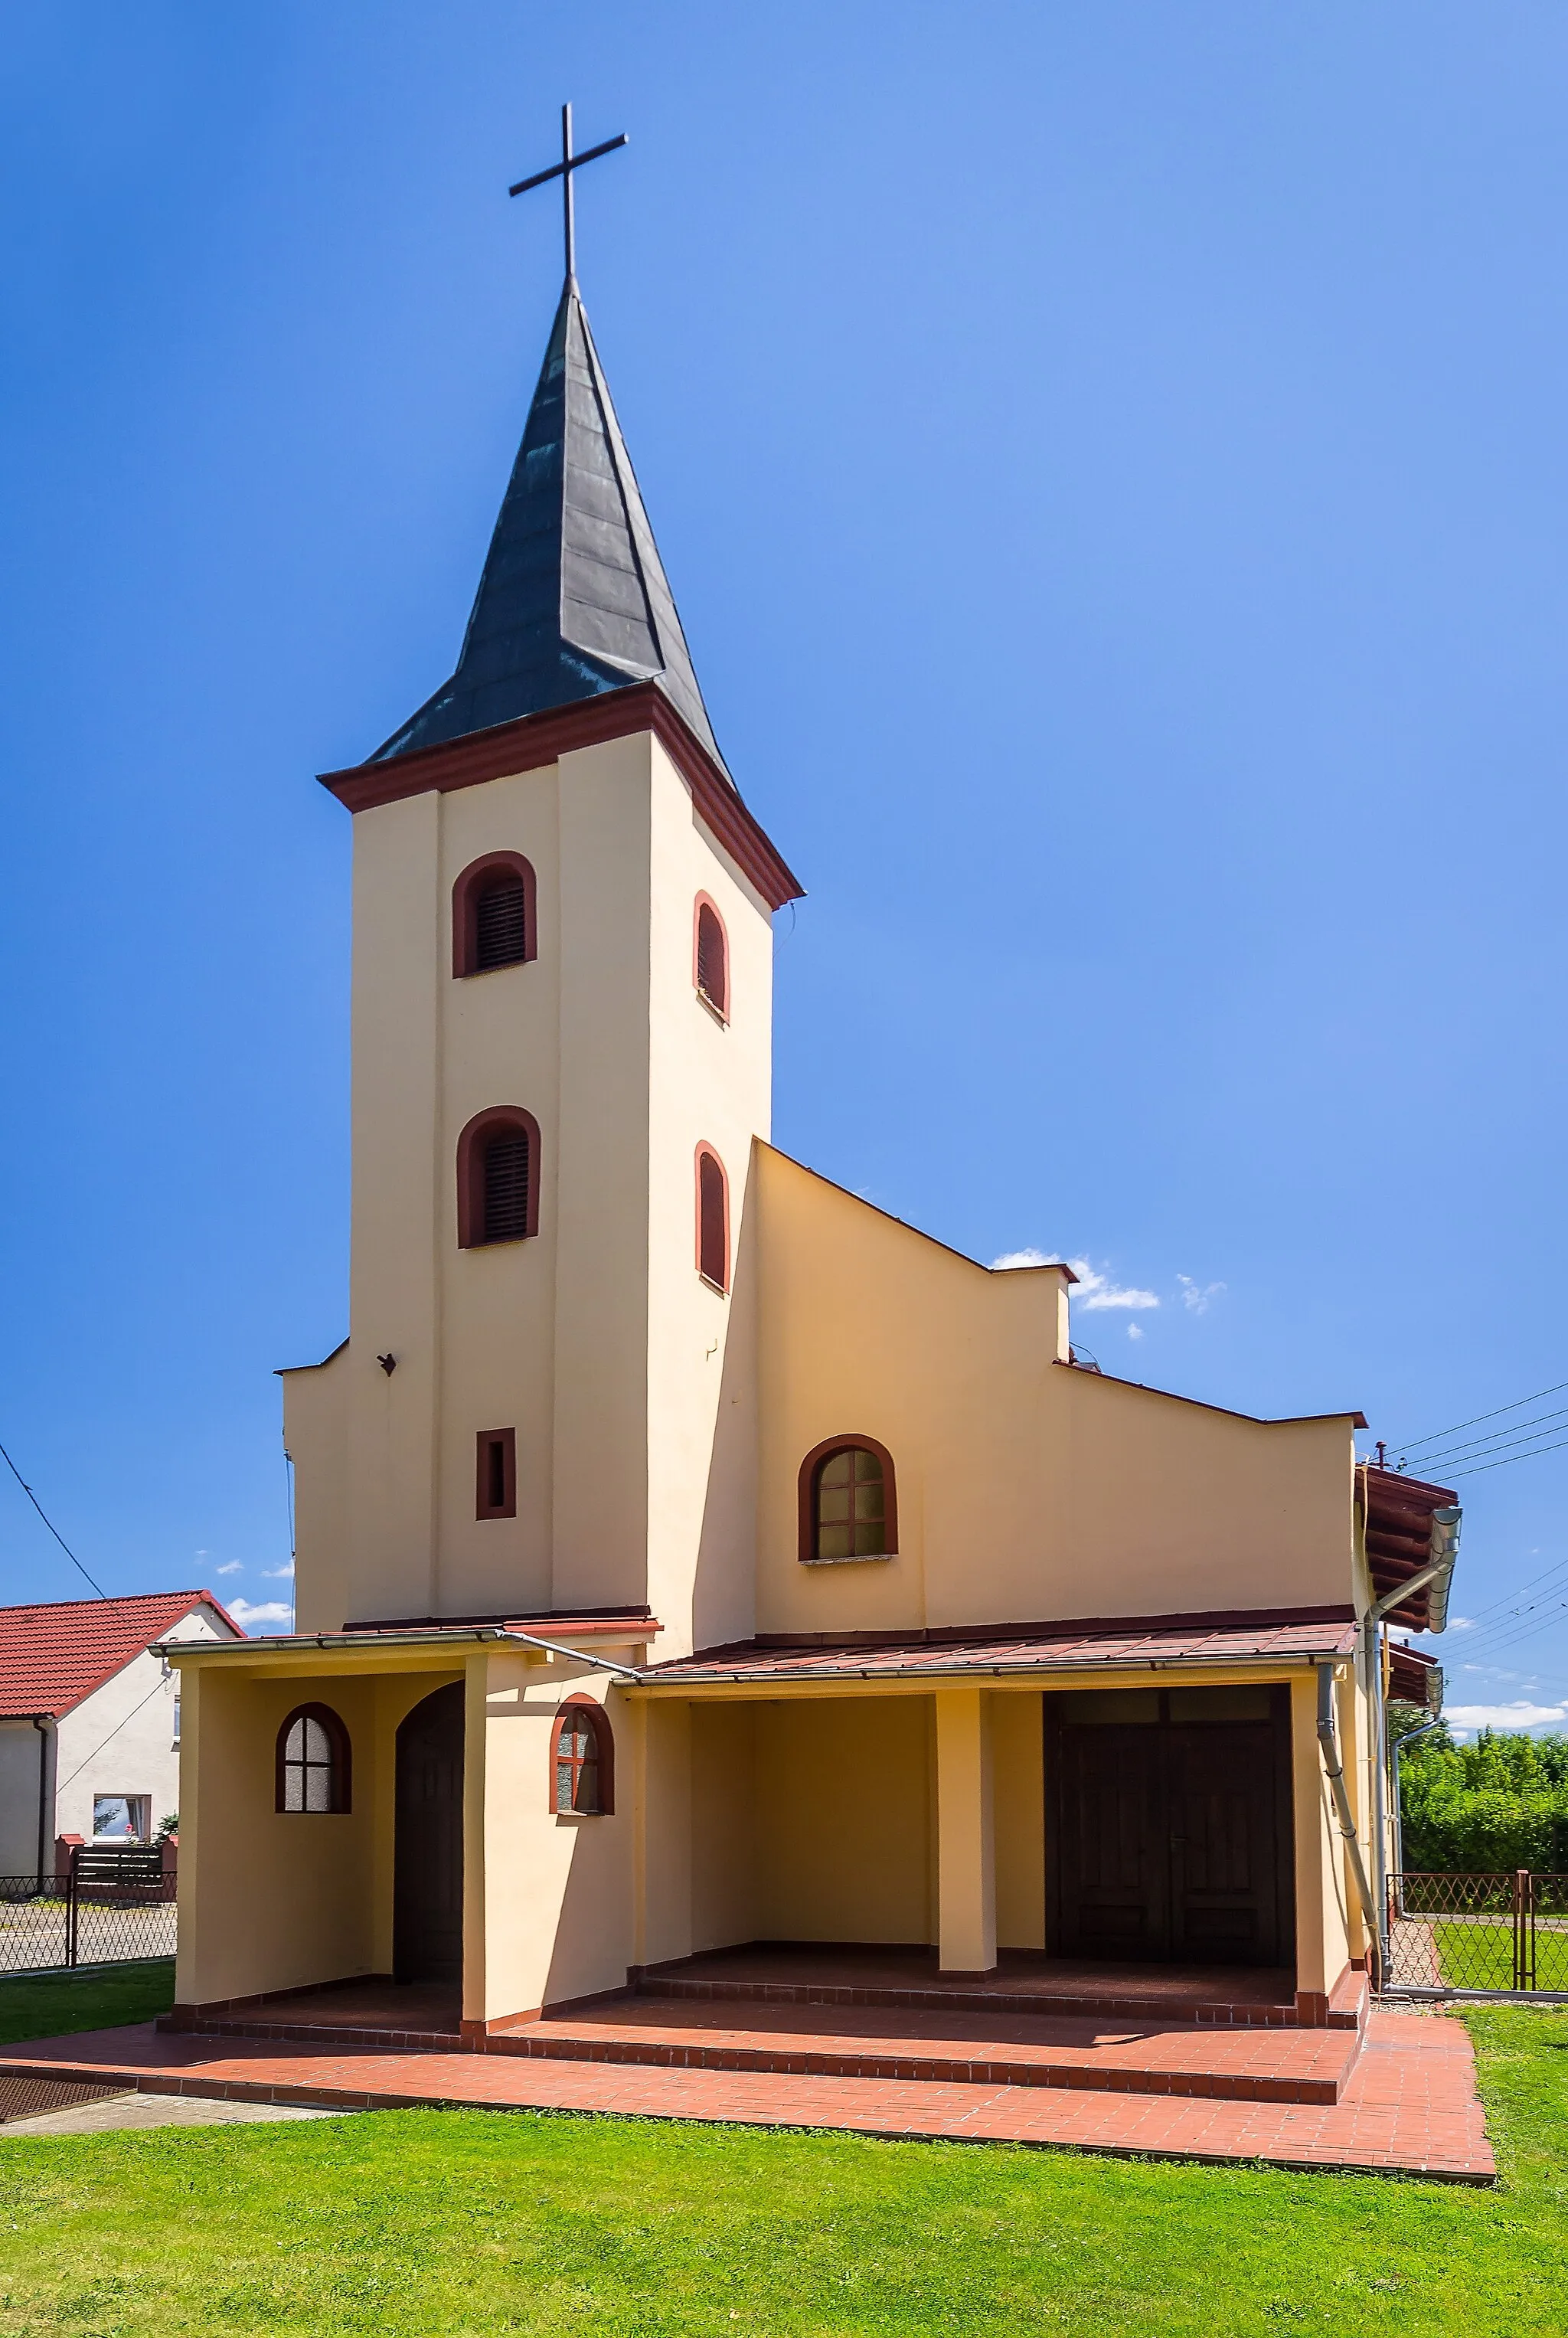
175,1664,459,2006
994,1691,1046,1950
753,1697,933,1944
473,1652,639,2022
755,1146,1358,1637
690,1703,759,1951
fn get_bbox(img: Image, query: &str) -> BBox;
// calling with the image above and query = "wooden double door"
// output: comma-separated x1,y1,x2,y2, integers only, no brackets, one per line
1044,1686,1295,1967
394,1682,466,1985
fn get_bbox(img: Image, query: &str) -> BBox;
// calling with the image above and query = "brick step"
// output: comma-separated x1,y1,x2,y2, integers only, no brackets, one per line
637,1975,1354,2032
165,1999,1364,2105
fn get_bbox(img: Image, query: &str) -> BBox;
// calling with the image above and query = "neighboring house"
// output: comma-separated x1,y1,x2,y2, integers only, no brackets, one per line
0,1593,241,1880
167,254,1459,2032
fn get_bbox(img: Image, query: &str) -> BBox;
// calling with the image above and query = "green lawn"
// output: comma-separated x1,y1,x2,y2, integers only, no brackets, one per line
0,1983,1563,2334
0,1960,173,2046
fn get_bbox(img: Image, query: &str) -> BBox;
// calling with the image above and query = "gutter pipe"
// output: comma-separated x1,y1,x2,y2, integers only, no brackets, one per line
31,1715,52,1895
152,1624,648,1683
1316,1662,1383,1991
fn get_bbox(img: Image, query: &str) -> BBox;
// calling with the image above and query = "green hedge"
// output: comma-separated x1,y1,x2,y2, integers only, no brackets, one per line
1395,1716,1568,1873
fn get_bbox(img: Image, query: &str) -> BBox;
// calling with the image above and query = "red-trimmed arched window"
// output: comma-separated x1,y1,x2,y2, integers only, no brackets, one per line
276,1704,352,1813
457,1107,541,1246
452,853,537,977
695,1144,730,1292
552,1698,614,1815
694,894,729,1019
799,1437,899,1564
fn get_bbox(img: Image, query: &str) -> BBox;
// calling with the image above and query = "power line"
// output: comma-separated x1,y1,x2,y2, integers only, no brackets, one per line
1408,1401,1568,1468
1394,1377,1568,1458
0,1440,107,1599
1445,1433,1568,1480
1413,1412,1568,1473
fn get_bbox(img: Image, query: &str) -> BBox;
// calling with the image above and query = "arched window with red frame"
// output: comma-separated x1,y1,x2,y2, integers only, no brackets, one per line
452,853,537,977
552,1698,614,1815
694,894,729,1019
799,1436,899,1564
456,1107,542,1247
276,1704,352,1813
695,1144,730,1292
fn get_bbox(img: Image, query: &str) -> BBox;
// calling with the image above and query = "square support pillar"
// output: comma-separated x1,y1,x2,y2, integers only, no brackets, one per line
935,1686,996,1976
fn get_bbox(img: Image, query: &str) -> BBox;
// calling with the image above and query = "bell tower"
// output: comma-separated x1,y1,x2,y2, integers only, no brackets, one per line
282,161,802,1659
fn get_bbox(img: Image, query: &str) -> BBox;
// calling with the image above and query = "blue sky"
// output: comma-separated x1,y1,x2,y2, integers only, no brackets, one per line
3,3,1567,1723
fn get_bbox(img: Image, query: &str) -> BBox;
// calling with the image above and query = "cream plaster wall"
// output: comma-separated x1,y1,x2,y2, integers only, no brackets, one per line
752,1696,933,1944
993,1690,1046,1951
284,728,773,1649
755,1145,1360,1637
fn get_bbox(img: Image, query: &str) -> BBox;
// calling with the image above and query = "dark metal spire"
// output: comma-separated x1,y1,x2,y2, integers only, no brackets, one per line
370,113,728,778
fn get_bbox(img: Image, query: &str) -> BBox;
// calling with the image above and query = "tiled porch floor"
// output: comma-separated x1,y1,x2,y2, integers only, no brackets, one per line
0,2009,1493,2180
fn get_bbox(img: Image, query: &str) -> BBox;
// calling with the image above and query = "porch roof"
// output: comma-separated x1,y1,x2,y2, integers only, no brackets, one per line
639,1614,1359,1688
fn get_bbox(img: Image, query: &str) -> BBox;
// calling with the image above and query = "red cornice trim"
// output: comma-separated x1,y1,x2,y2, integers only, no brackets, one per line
318,682,805,912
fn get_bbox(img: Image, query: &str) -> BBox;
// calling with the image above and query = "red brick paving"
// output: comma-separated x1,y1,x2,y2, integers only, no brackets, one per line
0,2009,1492,2181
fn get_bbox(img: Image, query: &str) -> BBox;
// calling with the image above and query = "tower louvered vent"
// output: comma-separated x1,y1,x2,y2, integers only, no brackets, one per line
475,879,530,970
482,1130,531,1242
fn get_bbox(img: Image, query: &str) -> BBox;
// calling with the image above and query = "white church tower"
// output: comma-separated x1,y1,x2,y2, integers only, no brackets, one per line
283,268,802,1662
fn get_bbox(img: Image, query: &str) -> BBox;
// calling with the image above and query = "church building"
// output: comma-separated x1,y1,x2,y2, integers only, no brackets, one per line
165,175,1460,2041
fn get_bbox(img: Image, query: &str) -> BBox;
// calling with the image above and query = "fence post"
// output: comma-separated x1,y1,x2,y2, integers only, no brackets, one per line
1512,1869,1530,1991
65,1844,79,1971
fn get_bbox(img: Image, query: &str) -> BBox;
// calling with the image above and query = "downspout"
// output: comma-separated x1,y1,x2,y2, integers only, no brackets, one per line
1316,1663,1383,1991
31,1715,52,1895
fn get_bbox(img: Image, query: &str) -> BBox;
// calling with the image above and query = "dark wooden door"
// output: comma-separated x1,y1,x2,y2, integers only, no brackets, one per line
1046,1692,1293,1967
394,1682,466,1984
1166,1721,1290,1965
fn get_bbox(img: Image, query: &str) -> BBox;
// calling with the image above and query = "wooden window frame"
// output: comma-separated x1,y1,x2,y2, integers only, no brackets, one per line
798,1435,899,1565
456,1106,542,1247
275,1702,352,1815
550,1695,615,1816
694,1143,730,1293
452,852,537,978
692,892,730,1022
475,1427,517,1520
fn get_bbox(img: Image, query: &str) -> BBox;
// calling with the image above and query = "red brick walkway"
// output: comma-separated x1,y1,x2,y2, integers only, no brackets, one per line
0,2009,1492,2180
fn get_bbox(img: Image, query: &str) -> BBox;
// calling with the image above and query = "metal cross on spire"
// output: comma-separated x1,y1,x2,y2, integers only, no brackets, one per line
509,102,627,284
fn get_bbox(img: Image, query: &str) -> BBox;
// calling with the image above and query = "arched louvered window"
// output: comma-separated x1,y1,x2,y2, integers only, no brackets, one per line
452,853,537,977
552,1699,614,1816
694,894,729,1019
457,1107,542,1246
276,1704,352,1814
799,1437,899,1564
695,1144,729,1292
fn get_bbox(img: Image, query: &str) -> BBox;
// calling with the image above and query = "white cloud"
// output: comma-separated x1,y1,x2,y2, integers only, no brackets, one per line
1127,1323,1145,1342
1178,1275,1226,1315
1074,1261,1159,1312
262,1561,295,1579
1446,1701,1568,1731
229,1597,293,1630
990,1249,1158,1309
1447,1617,1475,1630
215,1561,243,1576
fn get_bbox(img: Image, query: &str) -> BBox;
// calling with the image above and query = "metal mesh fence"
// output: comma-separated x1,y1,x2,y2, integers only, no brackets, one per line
1387,1871,1568,1994
0,1859,175,1977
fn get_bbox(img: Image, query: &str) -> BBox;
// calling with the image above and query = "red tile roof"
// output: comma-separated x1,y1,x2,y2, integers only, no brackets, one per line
645,1616,1359,1686
0,1591,241,1718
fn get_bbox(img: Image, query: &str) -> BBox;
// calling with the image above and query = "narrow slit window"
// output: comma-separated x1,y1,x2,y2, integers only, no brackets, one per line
476,1427,517,1519
695,899,729,1017
697,1147,729,1291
